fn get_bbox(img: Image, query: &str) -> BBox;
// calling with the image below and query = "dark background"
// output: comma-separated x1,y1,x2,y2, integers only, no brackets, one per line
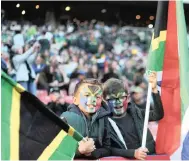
1,1,189,26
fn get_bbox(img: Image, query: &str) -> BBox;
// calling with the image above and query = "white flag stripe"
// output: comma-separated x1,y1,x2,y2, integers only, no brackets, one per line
170,107,189,160
157,71,163,82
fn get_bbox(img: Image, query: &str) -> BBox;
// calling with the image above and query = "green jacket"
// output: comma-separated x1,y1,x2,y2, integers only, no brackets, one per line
61,103,111,159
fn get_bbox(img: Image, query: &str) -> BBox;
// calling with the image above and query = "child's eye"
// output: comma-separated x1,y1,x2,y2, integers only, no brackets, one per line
84,94,90,97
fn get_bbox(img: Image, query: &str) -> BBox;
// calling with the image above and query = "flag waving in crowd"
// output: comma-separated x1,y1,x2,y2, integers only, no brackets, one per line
1,71,83,160
147,0,189,159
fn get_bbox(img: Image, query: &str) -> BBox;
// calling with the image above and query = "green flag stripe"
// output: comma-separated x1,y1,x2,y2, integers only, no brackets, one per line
73,131,83,142
49,135,78,160
1,71,17,89
68,126,83,142
147,41,166,71
1,74,21,160
1,76,13,160
1,71,25,93
37,130,78,160
176,0,189,119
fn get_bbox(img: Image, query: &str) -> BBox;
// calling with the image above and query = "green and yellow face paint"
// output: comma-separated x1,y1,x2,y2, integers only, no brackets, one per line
74,83,103,114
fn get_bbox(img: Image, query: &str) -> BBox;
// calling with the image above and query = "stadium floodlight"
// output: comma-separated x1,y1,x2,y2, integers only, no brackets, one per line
149,16,155,20
101,9,107,13
22,10,26,15
36,5,40,9
16,4,20,8
65,6,71,11
148,24,153,29
136,15,141,20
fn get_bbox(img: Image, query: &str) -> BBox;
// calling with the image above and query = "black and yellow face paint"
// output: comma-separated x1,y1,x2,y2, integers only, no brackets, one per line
74,83,103,114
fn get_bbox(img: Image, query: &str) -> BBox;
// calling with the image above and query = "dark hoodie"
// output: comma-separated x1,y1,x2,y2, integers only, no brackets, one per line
109,92,164,158
60,102,111,159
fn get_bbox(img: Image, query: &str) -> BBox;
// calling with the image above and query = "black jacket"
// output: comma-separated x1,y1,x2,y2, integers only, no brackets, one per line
61,103,111,159
110,92,164,158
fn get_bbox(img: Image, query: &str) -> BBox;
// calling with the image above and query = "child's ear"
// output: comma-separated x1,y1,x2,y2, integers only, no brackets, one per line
73,96,78,105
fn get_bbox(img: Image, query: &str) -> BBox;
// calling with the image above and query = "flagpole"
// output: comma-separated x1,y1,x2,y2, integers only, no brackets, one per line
142,83,152,148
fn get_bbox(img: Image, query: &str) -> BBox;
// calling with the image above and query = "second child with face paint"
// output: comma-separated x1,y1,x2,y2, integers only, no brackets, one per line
60,79,111,159
103,72,164,160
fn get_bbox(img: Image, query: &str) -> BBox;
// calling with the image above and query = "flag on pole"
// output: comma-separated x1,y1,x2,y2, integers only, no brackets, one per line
147,0,189,159
1,71,83,160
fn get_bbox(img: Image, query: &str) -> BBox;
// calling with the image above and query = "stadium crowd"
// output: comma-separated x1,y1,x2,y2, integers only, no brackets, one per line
1,20,154,115
2,18,189,160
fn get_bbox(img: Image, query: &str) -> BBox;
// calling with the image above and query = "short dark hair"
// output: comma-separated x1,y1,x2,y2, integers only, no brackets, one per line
74,78,103,96
103,78,128,98
135,77,143,86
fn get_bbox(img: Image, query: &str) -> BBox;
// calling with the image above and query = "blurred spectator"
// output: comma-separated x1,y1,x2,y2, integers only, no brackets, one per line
38,39,50,55
134,76,147,91
3,19,186,105
47,87,69,116
87,64,99,79
86,32,100,54
11,42,40,95
32,55,46,74
1,58,8,74
37,60,66,92
130,85,154,110
68,69,86,95
101,65,119,83
13,26,24,47
130,86,146,109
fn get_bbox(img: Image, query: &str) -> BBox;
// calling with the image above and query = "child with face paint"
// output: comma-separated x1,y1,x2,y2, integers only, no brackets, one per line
103,72,164,160
61,79,111,159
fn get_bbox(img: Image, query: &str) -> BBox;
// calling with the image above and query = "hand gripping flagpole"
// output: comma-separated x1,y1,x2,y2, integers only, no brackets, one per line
141,83,152,148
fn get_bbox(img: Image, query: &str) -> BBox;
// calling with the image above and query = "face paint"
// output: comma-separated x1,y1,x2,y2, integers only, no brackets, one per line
74,83,103,114
106,92,128,116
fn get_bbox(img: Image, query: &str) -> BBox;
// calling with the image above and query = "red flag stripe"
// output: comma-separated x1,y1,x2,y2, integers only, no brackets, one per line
156,1,181,155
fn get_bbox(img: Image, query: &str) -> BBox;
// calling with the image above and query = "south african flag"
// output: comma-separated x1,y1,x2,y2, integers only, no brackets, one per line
1,71,83,160
147,0,189,159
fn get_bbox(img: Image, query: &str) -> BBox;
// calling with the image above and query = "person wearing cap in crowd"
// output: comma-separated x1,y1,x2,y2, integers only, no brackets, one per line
103,72,164,160
47,87,69,116
61,78,111,159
